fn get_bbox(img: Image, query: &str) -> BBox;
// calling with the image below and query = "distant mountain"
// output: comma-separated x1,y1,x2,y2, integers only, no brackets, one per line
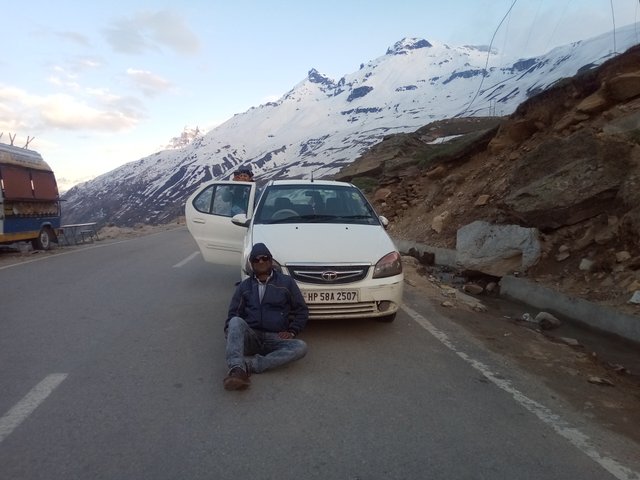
62,25,639,227
163,126,203,150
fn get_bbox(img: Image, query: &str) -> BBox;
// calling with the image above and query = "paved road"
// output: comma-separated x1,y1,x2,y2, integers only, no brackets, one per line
1,228,639,480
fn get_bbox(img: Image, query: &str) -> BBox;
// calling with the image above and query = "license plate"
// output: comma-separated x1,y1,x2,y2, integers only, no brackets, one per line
302,290,359,304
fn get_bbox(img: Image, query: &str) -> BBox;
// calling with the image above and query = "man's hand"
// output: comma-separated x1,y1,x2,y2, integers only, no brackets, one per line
278,331,295,339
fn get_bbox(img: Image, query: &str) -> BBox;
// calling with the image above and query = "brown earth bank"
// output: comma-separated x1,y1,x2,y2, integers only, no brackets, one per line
336,44,640,320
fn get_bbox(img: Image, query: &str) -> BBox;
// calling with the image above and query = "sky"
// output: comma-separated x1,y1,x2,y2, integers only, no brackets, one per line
2,0,639,192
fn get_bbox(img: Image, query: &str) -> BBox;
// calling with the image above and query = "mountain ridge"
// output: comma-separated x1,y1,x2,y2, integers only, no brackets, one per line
61,26,639,227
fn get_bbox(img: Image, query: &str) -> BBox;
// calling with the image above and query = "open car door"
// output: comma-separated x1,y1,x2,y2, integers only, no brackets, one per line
185,181,256,265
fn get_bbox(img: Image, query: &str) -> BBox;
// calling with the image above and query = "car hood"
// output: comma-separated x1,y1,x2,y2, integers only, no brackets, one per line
250,223,397,264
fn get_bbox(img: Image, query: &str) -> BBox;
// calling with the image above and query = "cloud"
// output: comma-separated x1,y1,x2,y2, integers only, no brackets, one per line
71,57,103,71
0,84,145,133
48,65,80,90
55,31,91,47
126,68,173,97
47,58,102,90
103,9,200,55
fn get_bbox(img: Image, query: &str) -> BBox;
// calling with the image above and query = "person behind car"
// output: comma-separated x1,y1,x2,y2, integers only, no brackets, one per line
229,187,249,216
232,166,254,182
223,242,308,391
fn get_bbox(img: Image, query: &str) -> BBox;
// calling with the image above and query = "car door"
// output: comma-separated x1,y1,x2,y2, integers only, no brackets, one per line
185,181,256,265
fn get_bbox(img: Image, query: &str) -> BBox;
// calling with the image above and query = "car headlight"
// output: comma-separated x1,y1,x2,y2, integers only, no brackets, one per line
372,251,403,278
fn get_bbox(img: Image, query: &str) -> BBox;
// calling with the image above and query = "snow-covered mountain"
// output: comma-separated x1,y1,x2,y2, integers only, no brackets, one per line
62,25,639,226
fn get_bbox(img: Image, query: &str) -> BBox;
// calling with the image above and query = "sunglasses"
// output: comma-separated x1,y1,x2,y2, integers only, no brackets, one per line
251,255,271,263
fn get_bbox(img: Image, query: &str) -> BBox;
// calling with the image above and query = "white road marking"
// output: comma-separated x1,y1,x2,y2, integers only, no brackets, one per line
0,373,68,443
401,304,640,480
173,251,200,268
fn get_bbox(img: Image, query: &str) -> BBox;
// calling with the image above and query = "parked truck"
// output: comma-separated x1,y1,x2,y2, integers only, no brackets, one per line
0,143,61,250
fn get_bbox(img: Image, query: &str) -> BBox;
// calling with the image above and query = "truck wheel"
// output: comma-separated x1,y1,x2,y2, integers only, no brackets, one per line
32,228,52,250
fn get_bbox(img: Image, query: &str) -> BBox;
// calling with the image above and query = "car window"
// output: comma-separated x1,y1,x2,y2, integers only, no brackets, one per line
193,185,214,213
193,184,252,217
254,184,379,225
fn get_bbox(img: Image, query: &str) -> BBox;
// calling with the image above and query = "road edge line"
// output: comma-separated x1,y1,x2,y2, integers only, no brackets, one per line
401,304,639,480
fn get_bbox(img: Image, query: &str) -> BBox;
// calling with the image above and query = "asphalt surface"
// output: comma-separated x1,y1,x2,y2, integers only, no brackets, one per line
1,228,639,480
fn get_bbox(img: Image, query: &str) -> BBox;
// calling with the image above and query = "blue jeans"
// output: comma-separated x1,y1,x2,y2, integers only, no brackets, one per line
225,316,308,373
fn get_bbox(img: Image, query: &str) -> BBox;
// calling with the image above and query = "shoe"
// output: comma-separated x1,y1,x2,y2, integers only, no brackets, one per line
223,366,251,391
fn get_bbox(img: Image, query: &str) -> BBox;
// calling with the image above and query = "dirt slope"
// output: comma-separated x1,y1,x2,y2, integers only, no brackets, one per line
337,44,640,317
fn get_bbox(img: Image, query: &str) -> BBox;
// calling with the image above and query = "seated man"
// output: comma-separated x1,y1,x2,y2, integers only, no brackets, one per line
223,243,309,391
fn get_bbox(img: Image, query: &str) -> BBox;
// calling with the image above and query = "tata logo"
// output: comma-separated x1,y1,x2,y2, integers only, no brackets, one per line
321,271,338,281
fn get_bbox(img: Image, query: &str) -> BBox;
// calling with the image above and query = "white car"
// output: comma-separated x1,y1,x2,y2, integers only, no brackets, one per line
185,179,403,321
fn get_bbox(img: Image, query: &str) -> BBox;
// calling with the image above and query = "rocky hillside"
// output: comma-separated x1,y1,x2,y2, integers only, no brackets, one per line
336,44,640,315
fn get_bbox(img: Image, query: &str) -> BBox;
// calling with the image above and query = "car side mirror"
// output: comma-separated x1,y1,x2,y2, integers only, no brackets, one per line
231,213,250,227
379,215,389,229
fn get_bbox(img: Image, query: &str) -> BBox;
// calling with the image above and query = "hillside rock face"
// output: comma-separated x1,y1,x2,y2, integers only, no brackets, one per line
341,45,640,314
503,131,633,230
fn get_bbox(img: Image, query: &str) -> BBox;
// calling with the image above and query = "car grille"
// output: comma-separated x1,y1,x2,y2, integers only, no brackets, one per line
307,302,379,319
287,264,370,285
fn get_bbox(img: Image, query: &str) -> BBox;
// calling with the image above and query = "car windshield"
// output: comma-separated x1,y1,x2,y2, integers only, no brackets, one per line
254,184,380,225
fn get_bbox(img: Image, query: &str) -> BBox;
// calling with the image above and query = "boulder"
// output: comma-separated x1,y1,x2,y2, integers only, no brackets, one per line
616,251,631,263
603,110,640,138
474,194,490,206
431,211,450,233
554,112,590,132
504,119,538,143
579,258,595,271
425,165,447,179
456,221,541,276
535,311,562,330
576,91,609,113
373,188,392,203
605,72,640,102
463,283,484,295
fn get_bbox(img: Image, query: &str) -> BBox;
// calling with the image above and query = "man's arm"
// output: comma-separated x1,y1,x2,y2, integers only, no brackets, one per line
286,278,309,335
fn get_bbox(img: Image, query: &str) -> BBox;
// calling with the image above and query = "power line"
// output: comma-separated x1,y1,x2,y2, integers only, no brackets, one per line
636,0,639,44
544,0,573,54
523,0,544,56
610,0,617,54
460,0,519,116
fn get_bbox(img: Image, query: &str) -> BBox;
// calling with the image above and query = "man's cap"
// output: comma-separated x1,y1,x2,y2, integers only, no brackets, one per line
249,242,272,261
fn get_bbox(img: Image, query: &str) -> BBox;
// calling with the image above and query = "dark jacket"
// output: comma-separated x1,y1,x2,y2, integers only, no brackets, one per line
225,270,308,335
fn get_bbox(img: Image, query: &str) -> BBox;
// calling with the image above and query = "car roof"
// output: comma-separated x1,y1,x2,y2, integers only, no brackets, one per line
267,179,353,187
